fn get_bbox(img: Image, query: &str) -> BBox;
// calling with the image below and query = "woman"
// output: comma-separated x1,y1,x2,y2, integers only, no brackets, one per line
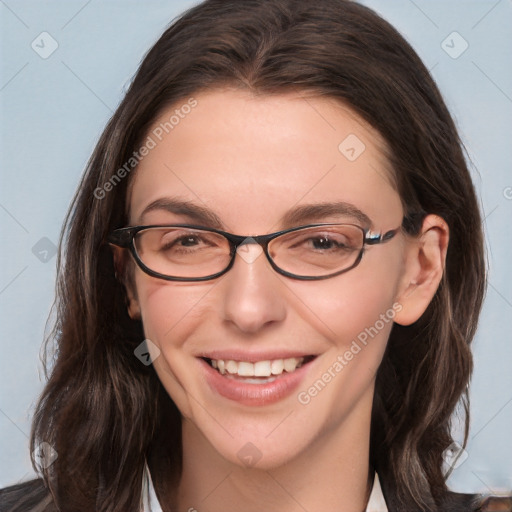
1,0,506,510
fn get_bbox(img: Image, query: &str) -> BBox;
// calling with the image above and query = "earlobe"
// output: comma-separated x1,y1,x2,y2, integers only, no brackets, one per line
394,214,449,326
111,245,142,321
126,294,142,321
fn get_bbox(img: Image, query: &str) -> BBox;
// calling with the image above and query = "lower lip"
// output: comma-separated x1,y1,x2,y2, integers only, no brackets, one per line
199,358,314,406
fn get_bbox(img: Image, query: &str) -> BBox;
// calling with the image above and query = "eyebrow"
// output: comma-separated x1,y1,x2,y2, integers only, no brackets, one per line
280,201,371,228
140,197,224,228
139,197,372,230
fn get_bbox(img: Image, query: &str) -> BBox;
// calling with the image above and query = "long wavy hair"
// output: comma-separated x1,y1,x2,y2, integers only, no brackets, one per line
7,0,486,510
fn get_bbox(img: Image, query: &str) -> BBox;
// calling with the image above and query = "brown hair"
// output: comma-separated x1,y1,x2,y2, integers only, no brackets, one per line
6,0,486,510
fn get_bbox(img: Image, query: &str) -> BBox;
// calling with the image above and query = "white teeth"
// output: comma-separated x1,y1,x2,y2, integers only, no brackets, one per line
254,360,271,377
209,357,305,377
271,359,284,375
284,358,298,372
225,360,238,374
237,361,254,376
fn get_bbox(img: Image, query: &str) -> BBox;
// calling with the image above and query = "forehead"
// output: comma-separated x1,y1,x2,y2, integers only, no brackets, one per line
126,88,402,230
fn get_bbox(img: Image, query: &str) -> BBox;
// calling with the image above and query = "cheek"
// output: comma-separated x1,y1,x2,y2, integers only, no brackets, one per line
134,277,219,416
293,258,404,428
136,276,214,344
286,245,404,350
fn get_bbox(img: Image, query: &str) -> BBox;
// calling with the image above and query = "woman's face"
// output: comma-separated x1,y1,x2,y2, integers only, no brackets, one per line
124,89,408,468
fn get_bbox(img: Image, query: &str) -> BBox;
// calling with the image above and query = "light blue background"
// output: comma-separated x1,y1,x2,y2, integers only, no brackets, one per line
1,0,511,496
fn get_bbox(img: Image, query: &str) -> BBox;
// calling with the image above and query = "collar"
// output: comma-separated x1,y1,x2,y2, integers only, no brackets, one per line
365,472,388,511
143,466,388,512
143,464,162,512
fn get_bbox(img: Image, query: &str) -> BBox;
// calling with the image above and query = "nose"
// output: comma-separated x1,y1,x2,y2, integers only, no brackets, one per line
219,242,287,334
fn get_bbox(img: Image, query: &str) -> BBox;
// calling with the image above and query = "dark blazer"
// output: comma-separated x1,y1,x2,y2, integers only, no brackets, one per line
1,475,511,511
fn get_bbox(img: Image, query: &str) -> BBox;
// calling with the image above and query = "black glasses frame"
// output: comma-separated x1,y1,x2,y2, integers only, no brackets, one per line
107,223,400,282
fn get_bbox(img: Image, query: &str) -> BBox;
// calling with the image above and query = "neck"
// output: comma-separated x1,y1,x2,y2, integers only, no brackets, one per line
173,389,374,512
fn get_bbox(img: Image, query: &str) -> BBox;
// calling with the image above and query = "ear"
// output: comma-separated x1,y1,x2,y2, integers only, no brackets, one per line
111,245,142,321
393,214,449,326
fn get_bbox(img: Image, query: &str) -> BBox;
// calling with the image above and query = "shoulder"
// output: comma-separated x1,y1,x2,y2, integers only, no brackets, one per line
410,489,511,511
475,495,512,512
0,478,55,512
377,470,507,511
380,487,510,512
442,492,512,512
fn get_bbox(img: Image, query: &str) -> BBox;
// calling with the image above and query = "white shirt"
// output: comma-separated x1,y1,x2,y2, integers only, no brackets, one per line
142,465,388,512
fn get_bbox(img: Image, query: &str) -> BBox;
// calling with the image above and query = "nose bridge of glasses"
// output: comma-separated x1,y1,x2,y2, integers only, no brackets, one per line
225,232,273,250
234,236,266,265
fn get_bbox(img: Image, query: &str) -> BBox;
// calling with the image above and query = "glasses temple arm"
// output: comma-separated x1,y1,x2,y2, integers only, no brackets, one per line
364,227,400,245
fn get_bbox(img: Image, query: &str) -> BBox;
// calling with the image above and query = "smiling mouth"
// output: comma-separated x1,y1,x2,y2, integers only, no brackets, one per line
202,355,316,383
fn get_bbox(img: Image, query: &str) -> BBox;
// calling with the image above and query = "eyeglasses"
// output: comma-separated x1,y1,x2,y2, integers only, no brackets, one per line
107,223,400,281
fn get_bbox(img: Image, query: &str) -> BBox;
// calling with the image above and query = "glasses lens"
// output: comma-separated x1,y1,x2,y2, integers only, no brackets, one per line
134,227,231,278
269,224,364,277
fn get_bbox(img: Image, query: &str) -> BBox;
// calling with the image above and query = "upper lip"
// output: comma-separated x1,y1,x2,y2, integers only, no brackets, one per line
197,350,318,363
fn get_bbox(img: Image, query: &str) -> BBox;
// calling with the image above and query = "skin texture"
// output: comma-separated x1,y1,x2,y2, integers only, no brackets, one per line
113,89,449,512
